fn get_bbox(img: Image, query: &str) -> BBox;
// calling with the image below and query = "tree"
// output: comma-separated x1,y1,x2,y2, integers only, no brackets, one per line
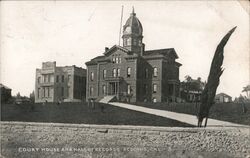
16,92,21,99
242,85,250,99
197,26,237,127
181,76,205,102
29,91,35,103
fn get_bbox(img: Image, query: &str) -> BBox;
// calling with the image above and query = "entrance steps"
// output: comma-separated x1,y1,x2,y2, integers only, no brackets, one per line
99,95,116,104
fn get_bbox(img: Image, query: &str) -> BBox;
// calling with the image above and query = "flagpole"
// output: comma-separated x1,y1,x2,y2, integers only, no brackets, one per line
118,6,124,46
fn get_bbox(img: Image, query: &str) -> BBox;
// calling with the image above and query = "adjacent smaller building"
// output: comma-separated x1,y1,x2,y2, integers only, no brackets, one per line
35,62,86,103
180,77,205,103
0,84,12,103
215,93,232,103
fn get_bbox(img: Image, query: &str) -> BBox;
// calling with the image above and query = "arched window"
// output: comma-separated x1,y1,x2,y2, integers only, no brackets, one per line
127,38,131,46
117,68,121,77
113,69,117,77
127,67,131,77
153,67,158,77
119,56,122,63
116,56,119,64
112,55,115,63
90,72,94,81
153,84,157,93
90,87,94,96
102,85,106,95
145,68,149,78
103,69,107,78
127,84,131,94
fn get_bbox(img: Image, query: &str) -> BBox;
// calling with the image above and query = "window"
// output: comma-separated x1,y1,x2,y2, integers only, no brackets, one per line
68,75,71,82
127,38,131,45
50,75,54,82
133,39,137,45
61,87,64,97
103,70,107,78
47,74,51,82
43,75,47,83
90,72,94,81
116,56,119,64
127,84,131,94
43,87,46,97
124,39,127,46
61,75,64,83
138,40,142,44
145,68,149,78
37,88,40,98
102,85,106,95
112,56,115,63
153,98,157,103
144,84,148,94
38,77,41,83
153,67,158,77
153,84,157,93
127,67,131,77
119,56,122,63
47,87,50,97
117,68,121,77
56,75,59,83
113,69,117,77
90,87,94,96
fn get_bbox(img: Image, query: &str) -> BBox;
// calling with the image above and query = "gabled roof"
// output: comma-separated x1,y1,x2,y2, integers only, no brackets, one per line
0,83,11,90
144,48,178,59
85,55,106,65
216,93,232,98
103,45,129,56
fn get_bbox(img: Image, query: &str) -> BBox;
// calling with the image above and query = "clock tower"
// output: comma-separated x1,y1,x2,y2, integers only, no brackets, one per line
122,7,144,54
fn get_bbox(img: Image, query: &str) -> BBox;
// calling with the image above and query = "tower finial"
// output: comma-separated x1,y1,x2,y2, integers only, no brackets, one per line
131,6,136,16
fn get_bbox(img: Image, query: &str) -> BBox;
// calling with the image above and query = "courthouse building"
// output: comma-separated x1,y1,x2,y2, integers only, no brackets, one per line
86,9,181,103
35,62,86,103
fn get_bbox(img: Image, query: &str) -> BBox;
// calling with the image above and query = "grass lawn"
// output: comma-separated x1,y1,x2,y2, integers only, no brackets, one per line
1,102,194,127
134,102,250,125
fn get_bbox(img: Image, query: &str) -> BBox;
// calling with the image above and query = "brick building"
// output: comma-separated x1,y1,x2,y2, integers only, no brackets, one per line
35,62,86,103
86,9,181,103
0,84,12,103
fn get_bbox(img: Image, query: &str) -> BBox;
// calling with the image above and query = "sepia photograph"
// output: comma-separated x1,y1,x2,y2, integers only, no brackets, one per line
0,1,249,158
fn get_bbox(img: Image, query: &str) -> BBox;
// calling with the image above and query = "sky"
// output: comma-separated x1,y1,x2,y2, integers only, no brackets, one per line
0,1,249,98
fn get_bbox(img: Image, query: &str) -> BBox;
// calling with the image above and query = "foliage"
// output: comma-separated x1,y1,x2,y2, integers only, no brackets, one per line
197,27,237,127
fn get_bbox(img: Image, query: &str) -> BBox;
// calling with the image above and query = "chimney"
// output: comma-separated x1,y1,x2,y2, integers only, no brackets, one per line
140,43,145,56
105,47,109,52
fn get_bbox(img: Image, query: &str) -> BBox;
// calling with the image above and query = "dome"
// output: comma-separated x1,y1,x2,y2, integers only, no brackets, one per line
123,8,143,36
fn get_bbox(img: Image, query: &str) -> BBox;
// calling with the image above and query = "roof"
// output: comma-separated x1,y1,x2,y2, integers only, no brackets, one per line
144,48,179,59
123,8,143,36
103,45,129,56
0,84,11,90
85,55,106,65
216,93,232,98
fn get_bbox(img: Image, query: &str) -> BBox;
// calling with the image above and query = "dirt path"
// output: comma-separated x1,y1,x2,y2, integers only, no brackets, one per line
109,102,249,127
